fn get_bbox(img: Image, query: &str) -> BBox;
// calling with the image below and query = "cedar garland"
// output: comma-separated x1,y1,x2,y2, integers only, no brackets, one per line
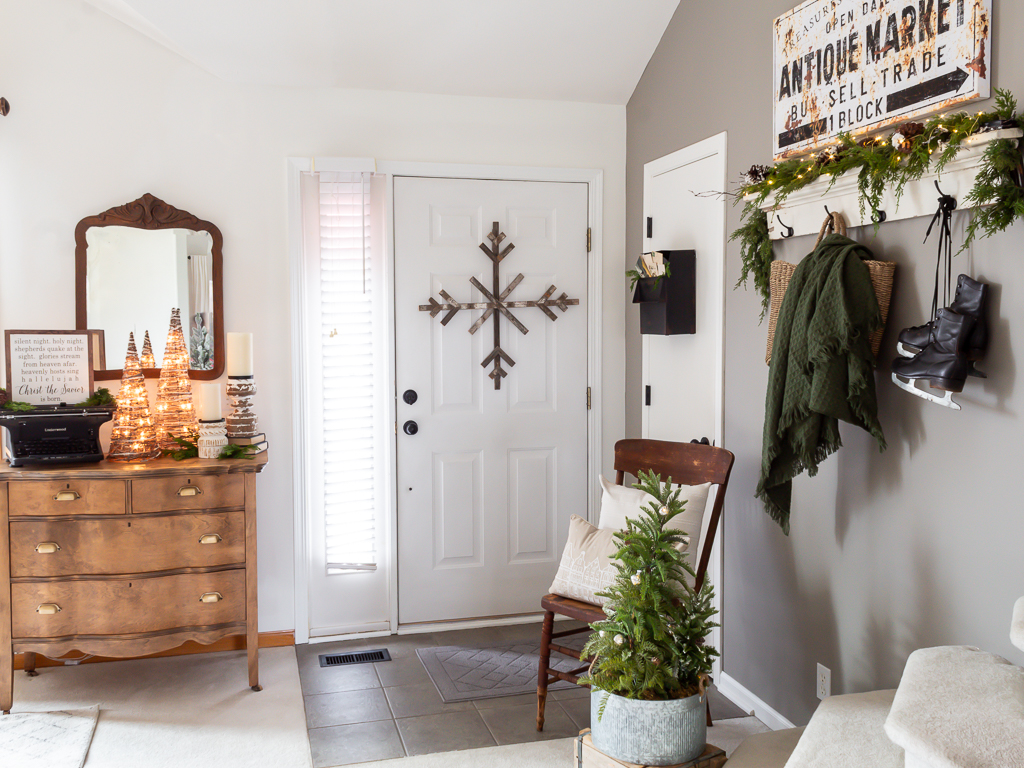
735,89,1024,316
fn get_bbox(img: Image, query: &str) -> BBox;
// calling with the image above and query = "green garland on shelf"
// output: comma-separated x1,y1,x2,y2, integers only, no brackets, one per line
734,89,1024,318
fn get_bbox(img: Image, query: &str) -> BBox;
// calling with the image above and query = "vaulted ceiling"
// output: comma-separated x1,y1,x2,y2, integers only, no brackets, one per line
85,0,680,105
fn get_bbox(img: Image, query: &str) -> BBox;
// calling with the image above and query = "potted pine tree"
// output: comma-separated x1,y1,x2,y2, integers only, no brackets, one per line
580,470,719,766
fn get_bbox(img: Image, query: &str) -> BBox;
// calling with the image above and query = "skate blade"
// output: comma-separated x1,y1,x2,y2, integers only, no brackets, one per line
895,341,920,359
891,373,962,411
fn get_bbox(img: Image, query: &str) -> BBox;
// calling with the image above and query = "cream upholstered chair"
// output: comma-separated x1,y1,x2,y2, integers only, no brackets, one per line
535,438,735,731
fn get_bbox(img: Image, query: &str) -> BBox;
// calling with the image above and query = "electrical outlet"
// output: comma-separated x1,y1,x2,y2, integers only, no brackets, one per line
816,663,831,700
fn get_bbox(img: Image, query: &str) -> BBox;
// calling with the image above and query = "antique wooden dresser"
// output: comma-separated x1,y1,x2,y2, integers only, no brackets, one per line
0,453,267,713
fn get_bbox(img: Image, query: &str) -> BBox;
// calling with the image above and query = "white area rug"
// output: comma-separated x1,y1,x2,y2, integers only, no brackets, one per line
13,647,311,768
355,716,770,768
0,704,99,768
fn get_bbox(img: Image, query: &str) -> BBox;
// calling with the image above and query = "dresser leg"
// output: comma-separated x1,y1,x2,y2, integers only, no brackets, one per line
1,652,12,714
24,652,38,677
247,630,260,692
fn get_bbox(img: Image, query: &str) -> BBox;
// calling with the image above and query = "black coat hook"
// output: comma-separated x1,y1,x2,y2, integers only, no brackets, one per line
824,205,832,217
0,98,9,117
934,180,957,210
776,215,795,238
873,208,887,223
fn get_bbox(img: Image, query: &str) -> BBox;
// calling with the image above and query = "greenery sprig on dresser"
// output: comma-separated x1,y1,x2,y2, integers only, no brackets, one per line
579,470,718,710
734,89,1024,317
163,434,258,461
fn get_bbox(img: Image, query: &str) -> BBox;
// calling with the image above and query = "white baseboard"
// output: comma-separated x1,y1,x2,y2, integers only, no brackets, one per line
718,671,797,731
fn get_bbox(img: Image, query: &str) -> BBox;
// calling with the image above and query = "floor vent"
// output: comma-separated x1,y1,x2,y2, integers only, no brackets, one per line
318,648,392,667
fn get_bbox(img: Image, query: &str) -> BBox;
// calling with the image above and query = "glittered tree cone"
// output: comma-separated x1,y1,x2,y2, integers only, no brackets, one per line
155,308,198,450
139,330,157,369
108,332,160,462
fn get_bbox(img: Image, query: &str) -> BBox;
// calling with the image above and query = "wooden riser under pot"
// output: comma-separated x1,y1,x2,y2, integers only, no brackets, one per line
575,730,726,768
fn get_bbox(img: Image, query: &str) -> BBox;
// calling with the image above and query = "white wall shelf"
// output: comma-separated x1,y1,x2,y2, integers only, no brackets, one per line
761,129,1023,240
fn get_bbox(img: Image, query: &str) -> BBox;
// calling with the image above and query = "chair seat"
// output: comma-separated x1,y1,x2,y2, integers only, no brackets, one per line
541,593,605,624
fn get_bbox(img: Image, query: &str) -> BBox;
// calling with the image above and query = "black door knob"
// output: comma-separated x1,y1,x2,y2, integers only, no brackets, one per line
403,420,418,435
403,389,418,405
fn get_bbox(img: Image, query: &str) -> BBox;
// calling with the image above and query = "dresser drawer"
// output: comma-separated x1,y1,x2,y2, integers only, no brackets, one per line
9,511,246,578
11,569,246,638
131,474,244,513
9,479,127,517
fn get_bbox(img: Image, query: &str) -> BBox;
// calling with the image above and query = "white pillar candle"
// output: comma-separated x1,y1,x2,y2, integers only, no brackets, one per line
198,382,222,421
227,333,254,377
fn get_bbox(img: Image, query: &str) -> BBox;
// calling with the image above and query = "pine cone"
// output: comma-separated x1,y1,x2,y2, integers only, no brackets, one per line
0,388,7,409
742,164,772,186
901,122,925,140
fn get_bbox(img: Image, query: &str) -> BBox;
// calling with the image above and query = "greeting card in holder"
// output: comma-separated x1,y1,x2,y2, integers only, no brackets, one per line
4,330,95,405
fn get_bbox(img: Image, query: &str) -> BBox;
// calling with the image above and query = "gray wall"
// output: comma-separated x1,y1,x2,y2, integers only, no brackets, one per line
627,0,1024,725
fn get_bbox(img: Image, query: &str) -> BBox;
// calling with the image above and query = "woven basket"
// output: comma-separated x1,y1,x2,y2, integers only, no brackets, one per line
765,212,895,365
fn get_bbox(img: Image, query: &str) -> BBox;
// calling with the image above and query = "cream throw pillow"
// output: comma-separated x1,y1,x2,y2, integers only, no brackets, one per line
549,515,619,606
597,475,711,567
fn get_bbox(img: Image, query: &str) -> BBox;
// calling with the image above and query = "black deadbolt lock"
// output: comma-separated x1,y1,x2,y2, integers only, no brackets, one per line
402,389,418,405
403,420,418,435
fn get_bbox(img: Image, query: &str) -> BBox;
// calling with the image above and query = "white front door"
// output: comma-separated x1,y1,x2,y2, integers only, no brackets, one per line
393,176,590,624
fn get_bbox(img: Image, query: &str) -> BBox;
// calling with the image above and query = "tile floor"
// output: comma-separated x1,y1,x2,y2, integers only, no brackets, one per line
297,622,748,767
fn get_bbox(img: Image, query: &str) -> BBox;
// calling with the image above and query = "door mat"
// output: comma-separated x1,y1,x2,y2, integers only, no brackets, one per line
0,705,99,768
417,640,588,703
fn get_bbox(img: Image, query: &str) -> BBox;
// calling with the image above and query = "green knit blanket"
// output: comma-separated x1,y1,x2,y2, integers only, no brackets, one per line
756,233,887,534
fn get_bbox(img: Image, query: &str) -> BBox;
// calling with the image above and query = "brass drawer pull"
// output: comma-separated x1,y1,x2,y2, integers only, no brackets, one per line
34,542,61,554
176,485,202,497
53,490,81,502
36,603,62,614
198,533,223,545
199,592,224,604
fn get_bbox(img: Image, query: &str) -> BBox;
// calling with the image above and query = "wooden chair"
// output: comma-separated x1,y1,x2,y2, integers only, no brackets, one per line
535,438,735,731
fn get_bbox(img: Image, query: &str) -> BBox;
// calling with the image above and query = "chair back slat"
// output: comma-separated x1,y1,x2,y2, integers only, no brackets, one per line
612,439,735,591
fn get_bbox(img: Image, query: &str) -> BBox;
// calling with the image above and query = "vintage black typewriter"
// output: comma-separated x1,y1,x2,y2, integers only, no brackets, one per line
0,404,114,466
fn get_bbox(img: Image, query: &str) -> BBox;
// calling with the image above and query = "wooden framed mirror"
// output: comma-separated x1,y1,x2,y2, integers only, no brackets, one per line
75,193,225,380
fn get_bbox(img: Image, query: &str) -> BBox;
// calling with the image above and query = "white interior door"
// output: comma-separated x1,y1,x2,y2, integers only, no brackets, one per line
641,135,726,447
394,176,590,625
640,134,727,678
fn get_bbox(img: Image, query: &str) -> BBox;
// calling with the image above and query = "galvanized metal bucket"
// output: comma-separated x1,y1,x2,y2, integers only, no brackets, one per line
590,688,707,766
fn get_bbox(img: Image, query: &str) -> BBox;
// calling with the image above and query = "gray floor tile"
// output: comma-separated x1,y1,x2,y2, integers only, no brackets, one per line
397,710,497,755
374,633,438,658
384,681,475,719
473,692,537,709
557,694,590,729
304,687,393,729
375,654,430,687
549,684,591,700
479,700,579,744
308,720,405,767
298,659,381,696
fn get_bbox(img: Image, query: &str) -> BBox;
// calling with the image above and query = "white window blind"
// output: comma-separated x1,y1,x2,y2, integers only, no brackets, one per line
316,171,384,574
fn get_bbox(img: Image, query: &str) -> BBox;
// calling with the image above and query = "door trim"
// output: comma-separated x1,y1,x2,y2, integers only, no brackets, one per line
641,133,727,683
289,159,604,641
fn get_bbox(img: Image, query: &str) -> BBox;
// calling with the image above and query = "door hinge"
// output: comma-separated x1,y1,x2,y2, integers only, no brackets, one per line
646,217,653,239
586,228,592,253
645,385,651,406
587,386,592,410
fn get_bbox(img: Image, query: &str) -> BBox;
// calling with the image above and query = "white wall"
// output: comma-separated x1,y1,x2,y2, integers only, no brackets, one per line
0,0,626,633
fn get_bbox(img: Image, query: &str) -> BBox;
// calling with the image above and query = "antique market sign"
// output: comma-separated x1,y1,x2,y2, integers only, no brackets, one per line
4,330,95,406
773,0,991,158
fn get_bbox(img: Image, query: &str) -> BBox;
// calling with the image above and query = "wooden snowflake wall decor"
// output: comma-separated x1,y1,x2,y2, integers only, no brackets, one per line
419,221,579,390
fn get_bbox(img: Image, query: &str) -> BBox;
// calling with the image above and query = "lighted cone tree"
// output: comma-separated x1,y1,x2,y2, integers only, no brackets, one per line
154,308,198,450
139,330,157,369
108,333,160,462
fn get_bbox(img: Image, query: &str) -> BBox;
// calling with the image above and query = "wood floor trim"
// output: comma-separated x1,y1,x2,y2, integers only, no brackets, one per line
13,629,294,670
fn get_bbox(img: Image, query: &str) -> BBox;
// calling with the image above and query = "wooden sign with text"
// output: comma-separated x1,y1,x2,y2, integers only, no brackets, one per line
5,330,95,405
773,0,991,158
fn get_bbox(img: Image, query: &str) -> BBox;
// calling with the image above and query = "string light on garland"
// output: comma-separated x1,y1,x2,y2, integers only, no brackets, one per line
108,332,160,462
734,88,1024,319
139,330,157,369
154,308,198,451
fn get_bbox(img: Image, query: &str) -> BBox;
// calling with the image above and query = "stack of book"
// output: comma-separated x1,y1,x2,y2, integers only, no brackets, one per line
228,432,268,453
